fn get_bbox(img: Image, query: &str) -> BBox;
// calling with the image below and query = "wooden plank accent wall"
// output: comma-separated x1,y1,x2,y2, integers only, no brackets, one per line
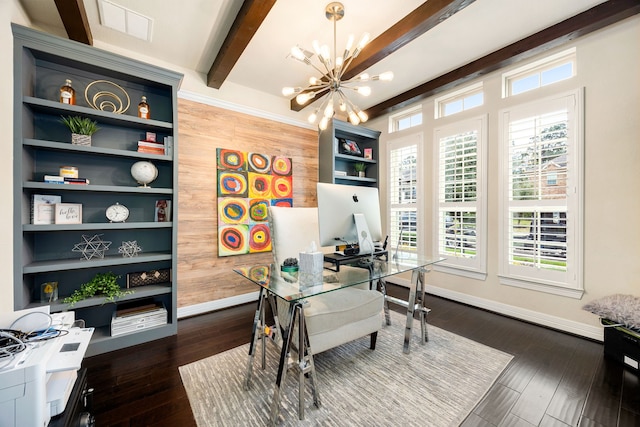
177,98,318,308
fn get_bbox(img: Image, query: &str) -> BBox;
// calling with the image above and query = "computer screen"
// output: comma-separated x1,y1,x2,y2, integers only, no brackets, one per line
317,182,383,254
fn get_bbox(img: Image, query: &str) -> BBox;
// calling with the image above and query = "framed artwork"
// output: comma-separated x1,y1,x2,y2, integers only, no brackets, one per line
54,203,82,224
216,148,293,256
339,138,362,156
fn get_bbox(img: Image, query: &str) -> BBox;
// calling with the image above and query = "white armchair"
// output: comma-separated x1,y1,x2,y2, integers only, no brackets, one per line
268,206,384,354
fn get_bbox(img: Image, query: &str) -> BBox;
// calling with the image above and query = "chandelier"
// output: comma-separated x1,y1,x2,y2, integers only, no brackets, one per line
282,2,393,130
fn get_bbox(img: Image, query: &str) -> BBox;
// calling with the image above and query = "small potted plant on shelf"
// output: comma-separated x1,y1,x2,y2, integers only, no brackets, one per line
60,115,100,146
354,162,367,178
63,272,133,307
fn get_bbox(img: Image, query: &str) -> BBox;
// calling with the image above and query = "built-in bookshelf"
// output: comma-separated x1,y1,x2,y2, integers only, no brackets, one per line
318,119,381,188
12,24,182,356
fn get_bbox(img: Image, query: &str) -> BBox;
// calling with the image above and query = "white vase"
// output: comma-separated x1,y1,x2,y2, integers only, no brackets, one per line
72,133,91,146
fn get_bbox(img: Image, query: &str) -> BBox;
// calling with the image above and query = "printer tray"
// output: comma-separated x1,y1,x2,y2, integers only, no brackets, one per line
49,368,93,427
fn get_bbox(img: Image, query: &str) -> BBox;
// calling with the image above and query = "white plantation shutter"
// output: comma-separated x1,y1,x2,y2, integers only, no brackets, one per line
499,89,584,296
388,134,420,258
433,116,487,277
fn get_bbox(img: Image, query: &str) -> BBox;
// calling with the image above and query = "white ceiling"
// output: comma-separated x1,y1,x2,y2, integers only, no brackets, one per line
17,0,608,116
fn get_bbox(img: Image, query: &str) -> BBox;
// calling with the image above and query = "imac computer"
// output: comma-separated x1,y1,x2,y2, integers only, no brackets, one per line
317,182,383,255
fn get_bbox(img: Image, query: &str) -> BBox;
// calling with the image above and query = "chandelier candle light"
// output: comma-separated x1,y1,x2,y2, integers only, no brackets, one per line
282,2,393,130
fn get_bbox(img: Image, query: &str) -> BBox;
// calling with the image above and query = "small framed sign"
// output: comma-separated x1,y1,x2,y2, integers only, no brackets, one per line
54,203,82,224
363,148,373,160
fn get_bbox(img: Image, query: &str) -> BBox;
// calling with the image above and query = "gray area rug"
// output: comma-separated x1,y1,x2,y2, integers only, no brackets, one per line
179,311,513,426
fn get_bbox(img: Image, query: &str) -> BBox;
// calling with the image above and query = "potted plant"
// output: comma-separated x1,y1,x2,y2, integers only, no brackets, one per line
354,162,367,177
64,272,133,307
60,115,100,146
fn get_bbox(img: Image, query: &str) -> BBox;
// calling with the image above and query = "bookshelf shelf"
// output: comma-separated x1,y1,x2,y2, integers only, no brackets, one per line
13,24,182,356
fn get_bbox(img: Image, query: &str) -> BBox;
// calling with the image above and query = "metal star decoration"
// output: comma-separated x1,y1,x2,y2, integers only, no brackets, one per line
72,234,112,260
119,240,142,257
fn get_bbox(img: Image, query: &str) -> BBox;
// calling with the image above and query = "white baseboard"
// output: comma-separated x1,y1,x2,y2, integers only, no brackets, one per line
177,291,260,319
386,277,603,342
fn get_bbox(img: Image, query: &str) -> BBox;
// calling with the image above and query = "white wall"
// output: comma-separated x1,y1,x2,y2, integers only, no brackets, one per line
0,1,29,314
369,15,640,340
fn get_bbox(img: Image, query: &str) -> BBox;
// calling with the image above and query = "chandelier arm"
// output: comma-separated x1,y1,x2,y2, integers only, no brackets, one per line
304,86,331,106
301,58,332,79
339,54,356,79
314,91,332,118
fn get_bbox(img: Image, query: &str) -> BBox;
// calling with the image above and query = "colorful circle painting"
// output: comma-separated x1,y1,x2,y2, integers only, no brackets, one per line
217,149,246,170
248,152,272,173
271,176,292,198
249,223,271,253
219,224,248,256
218,197,249,224
218,171,248,197
249,173,273,198
249,199,269,222
272,156,292,176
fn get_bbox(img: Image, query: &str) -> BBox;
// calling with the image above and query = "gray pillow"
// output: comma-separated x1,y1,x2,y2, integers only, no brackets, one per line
582,294,640,330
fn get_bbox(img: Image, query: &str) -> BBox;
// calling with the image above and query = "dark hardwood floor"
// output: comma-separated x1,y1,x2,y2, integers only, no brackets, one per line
82,287,640,426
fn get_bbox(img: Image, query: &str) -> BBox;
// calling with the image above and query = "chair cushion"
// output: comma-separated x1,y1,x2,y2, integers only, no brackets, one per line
304,287,383,336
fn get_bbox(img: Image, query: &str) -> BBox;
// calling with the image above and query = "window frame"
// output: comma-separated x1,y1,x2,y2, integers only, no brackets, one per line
434,82,484,119
502,48,576,98
498,88,584,298
432,115,488,279
389,106,423,133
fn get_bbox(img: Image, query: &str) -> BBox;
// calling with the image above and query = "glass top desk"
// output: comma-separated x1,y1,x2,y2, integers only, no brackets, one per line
233,255,444,425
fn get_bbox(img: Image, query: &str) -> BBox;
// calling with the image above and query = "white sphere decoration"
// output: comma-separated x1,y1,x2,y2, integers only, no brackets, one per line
131,161,158,188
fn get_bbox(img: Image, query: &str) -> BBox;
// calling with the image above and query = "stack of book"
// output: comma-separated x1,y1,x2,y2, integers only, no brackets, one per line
137,132,171,155
111,302,167,337
44,175,90,185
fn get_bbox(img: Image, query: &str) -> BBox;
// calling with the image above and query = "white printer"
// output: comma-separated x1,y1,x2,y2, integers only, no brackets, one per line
0,307,93,427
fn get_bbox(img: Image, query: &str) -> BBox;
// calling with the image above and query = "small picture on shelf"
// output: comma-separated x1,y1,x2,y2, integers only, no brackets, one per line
32,194,62,225
364,148,373,160
54,203,82,224
339,138,362,156
155,200,171,222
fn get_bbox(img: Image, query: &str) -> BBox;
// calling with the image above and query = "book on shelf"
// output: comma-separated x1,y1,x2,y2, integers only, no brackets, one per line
32,194,62,224
138,140,164,148
137,146,166,155
138,140,166,155
44,175,90,184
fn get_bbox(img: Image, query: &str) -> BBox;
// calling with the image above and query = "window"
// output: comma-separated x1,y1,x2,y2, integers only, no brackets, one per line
389,106,422,133
433,116,487,278
503,48,576,97
388,133,422,259
498,89,584,297
435,83,484,119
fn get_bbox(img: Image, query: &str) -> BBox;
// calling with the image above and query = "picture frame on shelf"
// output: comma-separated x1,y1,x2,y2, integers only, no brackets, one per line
54,203,82,224
339,138,362,156
155,200,171,222
364,148,373,160
32,194,62,225
126,269,172,288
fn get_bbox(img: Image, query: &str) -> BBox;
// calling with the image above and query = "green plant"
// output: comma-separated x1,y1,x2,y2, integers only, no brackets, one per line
64,272,133,307
60,116,100,136
354,162,367,173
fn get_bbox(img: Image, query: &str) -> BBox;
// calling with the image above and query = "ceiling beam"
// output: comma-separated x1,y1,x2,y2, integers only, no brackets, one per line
207,0,277,90
291,0,476,111
54,0,93,45
366,0,640,120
